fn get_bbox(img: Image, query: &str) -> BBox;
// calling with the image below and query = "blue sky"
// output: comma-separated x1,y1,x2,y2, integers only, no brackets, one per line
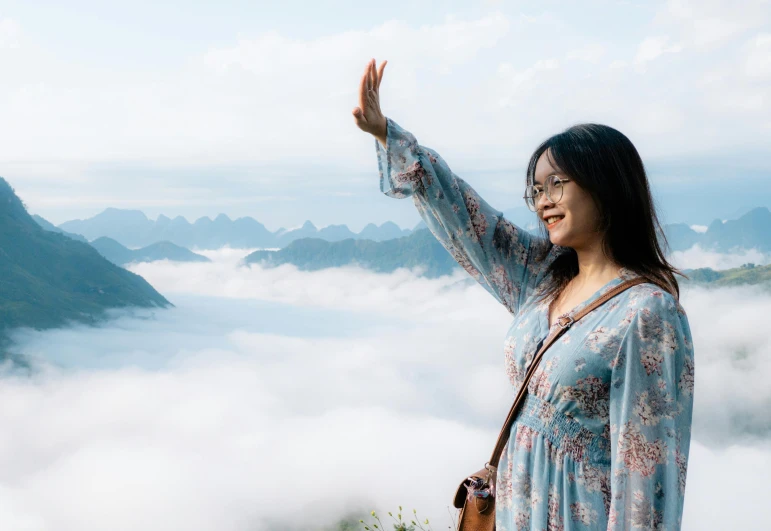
0,0,769,230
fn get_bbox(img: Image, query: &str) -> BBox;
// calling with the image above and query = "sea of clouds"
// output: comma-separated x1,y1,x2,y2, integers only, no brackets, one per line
1,247,770,530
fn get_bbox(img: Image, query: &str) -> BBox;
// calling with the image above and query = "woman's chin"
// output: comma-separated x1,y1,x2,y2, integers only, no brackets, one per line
548,232,567,246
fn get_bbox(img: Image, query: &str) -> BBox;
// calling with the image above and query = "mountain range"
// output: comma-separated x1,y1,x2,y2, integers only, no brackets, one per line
89,237,211,267
244,228,459,278
46,206,771,256
0,177,171,343
57,208,415,249
664,207,771,252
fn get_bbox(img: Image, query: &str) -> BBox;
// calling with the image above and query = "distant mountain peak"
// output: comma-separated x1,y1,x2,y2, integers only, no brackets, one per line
96,207,149,223
741,206,771,221
0,176,42,230
301,220,317,230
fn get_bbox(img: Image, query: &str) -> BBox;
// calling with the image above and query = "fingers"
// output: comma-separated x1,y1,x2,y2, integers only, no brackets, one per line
359,64,369,114
369,59,376,92
377,60,386,90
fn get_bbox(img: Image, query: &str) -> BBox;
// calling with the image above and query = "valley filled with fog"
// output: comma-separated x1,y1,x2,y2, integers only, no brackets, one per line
1,247,769,530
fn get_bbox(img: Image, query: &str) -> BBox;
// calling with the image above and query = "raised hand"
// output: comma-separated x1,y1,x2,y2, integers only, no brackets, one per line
352,58,387,142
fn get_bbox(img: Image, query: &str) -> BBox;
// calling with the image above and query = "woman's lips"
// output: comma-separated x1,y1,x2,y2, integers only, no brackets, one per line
546,217,563,230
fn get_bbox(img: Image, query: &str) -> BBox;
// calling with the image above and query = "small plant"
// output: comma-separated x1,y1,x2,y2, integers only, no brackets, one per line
358,506,434,531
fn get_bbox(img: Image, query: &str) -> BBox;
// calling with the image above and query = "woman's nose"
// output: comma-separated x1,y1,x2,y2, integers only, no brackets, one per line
536,191,554,212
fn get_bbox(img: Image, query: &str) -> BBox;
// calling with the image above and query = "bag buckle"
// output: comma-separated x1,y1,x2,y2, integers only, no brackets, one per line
557,315,574,329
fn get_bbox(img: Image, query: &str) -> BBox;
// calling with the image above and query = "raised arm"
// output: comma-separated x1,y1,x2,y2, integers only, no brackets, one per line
352,58,556,314
374,116,554,314
606,291,695,529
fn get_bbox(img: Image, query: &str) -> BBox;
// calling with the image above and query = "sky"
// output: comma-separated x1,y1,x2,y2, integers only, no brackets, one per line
2,249,771,530
0,0,769,231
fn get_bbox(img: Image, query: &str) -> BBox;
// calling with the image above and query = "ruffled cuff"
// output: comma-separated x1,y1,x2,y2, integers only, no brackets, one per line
375,117,425,199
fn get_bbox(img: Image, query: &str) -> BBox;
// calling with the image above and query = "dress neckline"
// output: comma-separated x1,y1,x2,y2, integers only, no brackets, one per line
541,267,638,333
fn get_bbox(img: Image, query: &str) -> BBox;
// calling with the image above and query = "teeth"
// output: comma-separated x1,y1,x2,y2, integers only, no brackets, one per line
546,216,563,224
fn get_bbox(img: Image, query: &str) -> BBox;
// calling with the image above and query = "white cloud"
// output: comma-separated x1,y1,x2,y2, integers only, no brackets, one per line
634,36,682,66
566,43,606,63
683,440,771,529
0,17,21,49
657,0,771,49
745,32,771,77
671,244,771,270
2,4,771,230
0,252,515,530
1,250,771,529
689,224,708,233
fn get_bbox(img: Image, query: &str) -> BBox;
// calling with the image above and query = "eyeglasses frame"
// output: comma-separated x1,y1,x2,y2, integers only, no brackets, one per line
523,175,572,212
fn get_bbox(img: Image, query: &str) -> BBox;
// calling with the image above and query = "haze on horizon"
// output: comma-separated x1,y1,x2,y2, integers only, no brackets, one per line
0,0,769,231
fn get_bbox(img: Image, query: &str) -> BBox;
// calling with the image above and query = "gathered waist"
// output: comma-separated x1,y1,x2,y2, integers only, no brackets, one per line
515,393,611,466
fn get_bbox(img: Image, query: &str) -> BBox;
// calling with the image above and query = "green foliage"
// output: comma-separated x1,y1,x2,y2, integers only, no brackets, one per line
358,507,439,531
682,262,771,287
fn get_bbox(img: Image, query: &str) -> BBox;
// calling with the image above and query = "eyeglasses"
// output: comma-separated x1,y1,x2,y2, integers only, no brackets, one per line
523,175,571,212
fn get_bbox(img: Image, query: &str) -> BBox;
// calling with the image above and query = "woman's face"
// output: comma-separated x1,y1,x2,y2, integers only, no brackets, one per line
533,149,603,250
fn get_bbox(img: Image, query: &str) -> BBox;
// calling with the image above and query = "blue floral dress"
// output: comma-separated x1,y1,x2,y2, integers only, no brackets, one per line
374,118,695,530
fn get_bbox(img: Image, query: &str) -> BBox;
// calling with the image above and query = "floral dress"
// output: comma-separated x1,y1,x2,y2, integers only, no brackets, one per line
374,118,695,530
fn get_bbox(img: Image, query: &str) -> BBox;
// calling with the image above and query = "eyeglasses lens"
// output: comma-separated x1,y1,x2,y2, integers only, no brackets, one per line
546,175,563,204
524,185,537,211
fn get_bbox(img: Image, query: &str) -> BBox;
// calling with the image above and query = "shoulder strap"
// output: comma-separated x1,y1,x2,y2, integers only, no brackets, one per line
486,277,649,470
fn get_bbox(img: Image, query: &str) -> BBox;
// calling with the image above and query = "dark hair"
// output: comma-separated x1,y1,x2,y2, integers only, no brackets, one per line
527,123,684,301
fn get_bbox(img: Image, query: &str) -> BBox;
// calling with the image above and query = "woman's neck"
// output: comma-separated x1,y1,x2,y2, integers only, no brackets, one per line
573,242,621,286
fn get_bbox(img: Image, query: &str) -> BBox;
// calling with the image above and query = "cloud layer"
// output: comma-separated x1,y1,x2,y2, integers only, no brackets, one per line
1,249,770,529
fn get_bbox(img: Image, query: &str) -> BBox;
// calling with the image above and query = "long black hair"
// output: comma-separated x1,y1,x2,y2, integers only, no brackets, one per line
528,123,683,300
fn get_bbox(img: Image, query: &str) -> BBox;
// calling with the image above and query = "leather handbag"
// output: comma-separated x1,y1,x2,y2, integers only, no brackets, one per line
453,277,649,530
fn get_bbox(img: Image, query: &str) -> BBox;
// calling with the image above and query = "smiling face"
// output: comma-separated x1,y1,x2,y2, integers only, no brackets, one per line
533,149,604,250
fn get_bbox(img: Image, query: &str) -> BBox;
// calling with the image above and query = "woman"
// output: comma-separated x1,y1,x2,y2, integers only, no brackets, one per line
352,59,695,530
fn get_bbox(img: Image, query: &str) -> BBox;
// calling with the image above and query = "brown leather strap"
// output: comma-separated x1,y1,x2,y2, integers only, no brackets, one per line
487,277,649,469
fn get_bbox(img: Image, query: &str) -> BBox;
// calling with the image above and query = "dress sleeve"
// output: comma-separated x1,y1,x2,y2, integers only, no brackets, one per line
606,291,696,530
375,117,554,315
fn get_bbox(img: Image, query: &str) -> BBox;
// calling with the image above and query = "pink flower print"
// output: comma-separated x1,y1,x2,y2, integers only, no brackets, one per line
504,337,522,387
514,425,537,451
577,464,611,514
570,502,599,525
633,387,680,426
497,457,514,509
490,264,518,313
678,356,695,397
608,506,618,527
459,189,488,244
446,241,482,282
675,446,688,494
640,345,664,376
585,326,623,363
514,512,530,530
558,375,610,422
529,356,560,396
512,463,532,500
617,422,668,477
546,486,565,531
631,490,663,529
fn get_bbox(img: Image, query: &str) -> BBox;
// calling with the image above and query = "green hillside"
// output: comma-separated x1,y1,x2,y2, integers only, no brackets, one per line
0,177,172,339
684,262,771,287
